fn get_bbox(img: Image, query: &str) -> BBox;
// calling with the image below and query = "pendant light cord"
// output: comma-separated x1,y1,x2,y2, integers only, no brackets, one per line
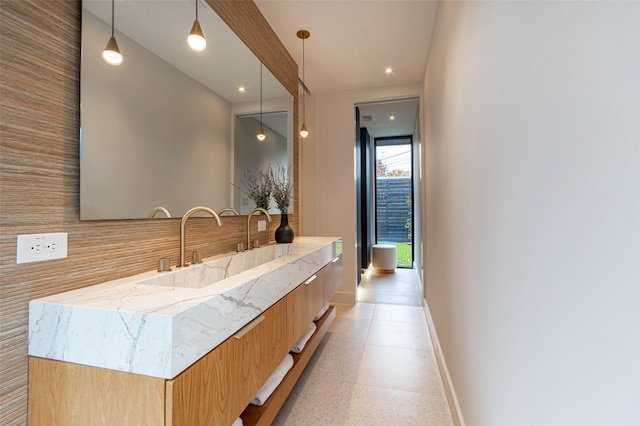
195,0,198,20
110,0,115,37
302,37,306,122
260,62,263,126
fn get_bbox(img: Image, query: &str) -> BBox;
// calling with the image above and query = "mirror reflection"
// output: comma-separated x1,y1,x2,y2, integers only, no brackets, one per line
234,110,289,215
80,0,292,220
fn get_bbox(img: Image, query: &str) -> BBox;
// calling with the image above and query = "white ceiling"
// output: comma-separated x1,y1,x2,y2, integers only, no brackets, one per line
358,98,420,138
255,0,438,94
255,0,438,137
85,0,436,138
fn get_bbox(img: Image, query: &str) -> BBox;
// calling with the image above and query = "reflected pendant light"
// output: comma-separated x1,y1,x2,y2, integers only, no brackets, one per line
102,0,123,66
297,30,310,138
188,0,206,52
257,62,266,141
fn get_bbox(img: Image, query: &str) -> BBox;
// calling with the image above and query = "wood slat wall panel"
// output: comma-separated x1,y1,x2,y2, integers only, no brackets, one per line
0,1,299,424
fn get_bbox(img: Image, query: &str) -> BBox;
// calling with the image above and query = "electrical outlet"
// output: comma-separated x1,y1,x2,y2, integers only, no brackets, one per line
257,220,267,232
16,232,68,264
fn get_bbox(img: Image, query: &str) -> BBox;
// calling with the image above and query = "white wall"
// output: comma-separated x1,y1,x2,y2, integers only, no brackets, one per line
299,92,318,236
423,2,640,425
306,84,422,303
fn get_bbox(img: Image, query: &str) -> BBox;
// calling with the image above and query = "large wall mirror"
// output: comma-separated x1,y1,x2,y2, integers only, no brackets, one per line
80,0,293,220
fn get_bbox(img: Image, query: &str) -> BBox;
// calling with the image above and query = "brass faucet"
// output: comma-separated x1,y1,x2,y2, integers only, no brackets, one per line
247,208,271,250
148,206,172,218
217,207,240,216
180,206,222,267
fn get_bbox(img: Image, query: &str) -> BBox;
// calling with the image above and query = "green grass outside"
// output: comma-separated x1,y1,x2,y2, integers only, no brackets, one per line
378,241,413,268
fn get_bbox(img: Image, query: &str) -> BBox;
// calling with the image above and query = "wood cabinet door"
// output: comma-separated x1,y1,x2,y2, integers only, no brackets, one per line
286,270,327,348
166,300,288,426
28,357,166,426
285,283,311,349
325,255,343,303
310,267,326,319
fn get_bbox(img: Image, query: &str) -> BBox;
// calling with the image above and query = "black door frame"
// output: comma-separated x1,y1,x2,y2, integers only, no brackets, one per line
355,109,374,283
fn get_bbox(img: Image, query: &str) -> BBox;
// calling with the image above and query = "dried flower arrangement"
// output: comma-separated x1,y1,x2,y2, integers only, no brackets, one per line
241,164,293,213
268,165,293,214
242,167,273,210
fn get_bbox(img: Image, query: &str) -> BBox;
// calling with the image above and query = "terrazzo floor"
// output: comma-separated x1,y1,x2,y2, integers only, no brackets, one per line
272,268,454,425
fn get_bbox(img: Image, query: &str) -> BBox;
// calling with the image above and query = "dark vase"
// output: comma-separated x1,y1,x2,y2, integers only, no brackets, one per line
274,213,294,243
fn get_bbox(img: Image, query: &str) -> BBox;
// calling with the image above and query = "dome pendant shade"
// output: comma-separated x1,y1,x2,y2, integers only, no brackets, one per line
102,0,122,66
299,122,309,138
257,127,266,141
188,19,206,52
102,36,123,66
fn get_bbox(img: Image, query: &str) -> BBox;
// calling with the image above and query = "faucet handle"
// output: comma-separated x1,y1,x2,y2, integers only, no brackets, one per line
158,258,172,272
192,251,202,265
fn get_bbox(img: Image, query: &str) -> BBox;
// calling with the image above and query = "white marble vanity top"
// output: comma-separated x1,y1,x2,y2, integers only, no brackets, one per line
29,236,341,379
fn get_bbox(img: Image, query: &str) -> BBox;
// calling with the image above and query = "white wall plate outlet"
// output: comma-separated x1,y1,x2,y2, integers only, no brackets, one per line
16,232,68,264
258,220,267,232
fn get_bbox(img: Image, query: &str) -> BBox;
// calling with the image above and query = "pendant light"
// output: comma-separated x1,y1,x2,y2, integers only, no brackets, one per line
188,0,206,52
297,30,310,138
102,0,123,66
257,62,266,141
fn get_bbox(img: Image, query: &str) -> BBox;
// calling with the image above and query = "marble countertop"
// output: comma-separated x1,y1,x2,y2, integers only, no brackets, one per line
28,236,342,379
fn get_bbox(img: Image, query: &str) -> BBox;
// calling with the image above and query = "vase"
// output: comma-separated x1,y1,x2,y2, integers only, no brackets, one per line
274,213,294,243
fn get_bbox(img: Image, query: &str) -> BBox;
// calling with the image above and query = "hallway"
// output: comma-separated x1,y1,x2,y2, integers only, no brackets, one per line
357,268,424,306
274,269,453,425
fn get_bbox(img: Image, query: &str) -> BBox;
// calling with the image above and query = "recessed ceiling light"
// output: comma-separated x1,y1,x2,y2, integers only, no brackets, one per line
389,115,396,121
385,67,393,74
238,86,246,93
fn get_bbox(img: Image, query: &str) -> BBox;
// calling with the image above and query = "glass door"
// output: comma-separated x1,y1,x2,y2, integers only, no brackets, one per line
375,137,413,268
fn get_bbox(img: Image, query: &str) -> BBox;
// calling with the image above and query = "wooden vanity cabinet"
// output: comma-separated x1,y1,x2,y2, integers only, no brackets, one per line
166,298,288,426
28,256,342,426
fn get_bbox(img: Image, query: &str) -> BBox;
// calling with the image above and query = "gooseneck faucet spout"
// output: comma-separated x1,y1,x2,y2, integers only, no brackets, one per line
217,207,240,216
148,206,172,218
180,206,222,267
247,208,271,250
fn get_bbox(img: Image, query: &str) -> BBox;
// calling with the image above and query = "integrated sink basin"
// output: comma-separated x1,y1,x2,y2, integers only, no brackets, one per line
28,236,342,379
146,243,305,289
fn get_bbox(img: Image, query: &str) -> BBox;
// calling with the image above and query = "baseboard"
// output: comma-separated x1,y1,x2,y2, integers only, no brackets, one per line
422,300,465,426
329,291,356,305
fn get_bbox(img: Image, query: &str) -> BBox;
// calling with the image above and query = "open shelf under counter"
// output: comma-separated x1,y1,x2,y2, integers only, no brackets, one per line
241,305,337,426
